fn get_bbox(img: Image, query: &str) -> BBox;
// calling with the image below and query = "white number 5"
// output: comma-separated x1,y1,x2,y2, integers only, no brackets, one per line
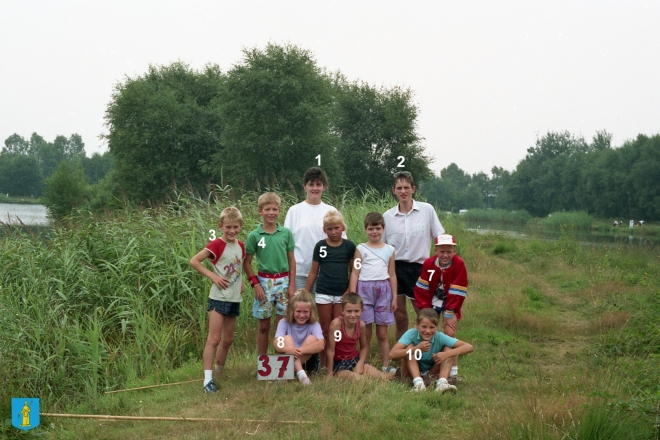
319,246,327,258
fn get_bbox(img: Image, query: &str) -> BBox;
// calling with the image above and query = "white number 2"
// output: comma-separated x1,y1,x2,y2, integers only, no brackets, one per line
397,156,405,167
258,237,266,248
319,246,327,258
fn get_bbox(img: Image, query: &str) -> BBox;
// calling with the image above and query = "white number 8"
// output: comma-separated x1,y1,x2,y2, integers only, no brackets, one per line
334,330,342,342
276,337,284,348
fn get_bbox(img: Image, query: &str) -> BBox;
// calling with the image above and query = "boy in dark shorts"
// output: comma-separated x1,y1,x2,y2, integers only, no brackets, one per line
244,192,296,356
190,207,246,394
383,171,445,340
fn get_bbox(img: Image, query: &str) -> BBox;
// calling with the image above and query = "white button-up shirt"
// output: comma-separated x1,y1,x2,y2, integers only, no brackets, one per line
383,200,444,264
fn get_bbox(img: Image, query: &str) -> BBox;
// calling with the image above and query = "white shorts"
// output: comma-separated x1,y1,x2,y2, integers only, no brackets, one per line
315,293,342,305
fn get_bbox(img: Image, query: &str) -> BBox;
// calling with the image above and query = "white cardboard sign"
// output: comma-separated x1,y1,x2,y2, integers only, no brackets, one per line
256,354,294,380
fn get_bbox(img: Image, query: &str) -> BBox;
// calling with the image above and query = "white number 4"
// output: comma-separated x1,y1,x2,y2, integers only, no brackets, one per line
258,237,266,248
319,246,327,258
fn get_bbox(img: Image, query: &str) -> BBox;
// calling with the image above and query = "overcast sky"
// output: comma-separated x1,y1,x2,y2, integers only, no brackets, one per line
1,1,659,176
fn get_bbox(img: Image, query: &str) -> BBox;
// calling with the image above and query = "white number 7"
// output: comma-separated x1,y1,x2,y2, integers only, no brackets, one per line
428,270,435,279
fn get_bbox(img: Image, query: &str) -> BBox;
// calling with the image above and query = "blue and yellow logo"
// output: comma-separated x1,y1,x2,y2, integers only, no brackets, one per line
11,398,40,431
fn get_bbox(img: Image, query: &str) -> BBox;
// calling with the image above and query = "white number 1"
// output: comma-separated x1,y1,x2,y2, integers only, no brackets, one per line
316,154,321,166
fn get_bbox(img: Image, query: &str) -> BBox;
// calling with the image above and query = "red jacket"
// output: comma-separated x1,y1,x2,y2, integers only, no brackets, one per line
413,254,468,320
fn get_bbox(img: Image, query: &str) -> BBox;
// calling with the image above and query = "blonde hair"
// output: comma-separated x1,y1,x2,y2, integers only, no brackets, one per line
257,192,281,210
417,308,440,326
219,206,243,225
323,210,347,230
285,289,319,324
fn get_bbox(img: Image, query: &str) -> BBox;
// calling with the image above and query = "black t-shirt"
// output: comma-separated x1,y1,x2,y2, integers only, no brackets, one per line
312,239,357,296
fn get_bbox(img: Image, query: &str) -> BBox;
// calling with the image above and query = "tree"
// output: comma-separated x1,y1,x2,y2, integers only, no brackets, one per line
3,134,29,155
104,62,224,202
81,152,114,184
42,161,89,219
213,43,342,190
333,80,432,193
0,154,43,197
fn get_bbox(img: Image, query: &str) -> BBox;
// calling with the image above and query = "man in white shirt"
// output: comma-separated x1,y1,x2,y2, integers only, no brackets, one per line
383,171,444,339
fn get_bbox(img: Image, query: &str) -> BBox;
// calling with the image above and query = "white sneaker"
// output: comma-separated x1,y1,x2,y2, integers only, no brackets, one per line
435,380,457,394
411,381,426,392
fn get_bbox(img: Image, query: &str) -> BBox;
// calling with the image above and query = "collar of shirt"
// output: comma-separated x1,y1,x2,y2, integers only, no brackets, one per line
257,223,283,234
394,200,420,216
434,257,452,270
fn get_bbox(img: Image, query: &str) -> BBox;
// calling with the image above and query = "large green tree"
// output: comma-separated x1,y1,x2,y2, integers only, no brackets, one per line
0,154,43,197
104,62,224,202
212,44,342,190
333,80,432,193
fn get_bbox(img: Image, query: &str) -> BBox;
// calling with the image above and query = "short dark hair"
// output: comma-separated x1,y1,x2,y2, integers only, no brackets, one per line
393,171,414,187
303,167,329,188
341,292,364,309
364,212,385,228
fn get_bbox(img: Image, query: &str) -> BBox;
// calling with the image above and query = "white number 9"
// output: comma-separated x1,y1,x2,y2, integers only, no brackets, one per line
334,330,342,342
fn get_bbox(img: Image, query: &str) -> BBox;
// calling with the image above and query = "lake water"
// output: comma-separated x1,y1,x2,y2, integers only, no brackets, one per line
466,220,657,248
0,203,49,225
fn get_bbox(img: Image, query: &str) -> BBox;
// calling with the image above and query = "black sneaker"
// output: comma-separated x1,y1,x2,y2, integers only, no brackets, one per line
204,379,218,394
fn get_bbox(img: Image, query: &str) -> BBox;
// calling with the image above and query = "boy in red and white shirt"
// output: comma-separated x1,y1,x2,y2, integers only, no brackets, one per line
190,207,246,394
413,234,467,383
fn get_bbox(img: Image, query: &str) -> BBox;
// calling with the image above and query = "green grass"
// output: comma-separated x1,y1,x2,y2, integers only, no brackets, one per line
0,194,42,204
533,211,594,230
1,190,659,439
461,208,532,223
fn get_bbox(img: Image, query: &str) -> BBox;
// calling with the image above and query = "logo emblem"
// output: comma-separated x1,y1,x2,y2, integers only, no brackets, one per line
12,398,40,431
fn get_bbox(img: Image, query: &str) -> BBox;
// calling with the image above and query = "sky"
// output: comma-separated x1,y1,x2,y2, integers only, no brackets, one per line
1,1,659,176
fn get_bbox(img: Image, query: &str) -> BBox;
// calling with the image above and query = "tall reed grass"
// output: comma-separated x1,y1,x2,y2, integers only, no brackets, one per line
534,211,593,230
0,186,416,410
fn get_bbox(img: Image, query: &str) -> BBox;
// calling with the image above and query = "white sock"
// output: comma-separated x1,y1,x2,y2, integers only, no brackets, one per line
296,370,308,381
437,377,448,384
204,370,213,386
450,366,458,377
413,377,424,386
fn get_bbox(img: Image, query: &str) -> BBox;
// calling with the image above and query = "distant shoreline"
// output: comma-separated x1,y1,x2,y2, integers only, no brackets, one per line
0,196,42,205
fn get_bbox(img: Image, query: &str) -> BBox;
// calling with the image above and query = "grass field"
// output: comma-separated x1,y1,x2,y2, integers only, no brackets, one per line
1,190,658,439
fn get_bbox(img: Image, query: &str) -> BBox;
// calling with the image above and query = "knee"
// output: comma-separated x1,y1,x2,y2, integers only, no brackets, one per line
258,321,271,334
206,334,221,347
221,333,235,347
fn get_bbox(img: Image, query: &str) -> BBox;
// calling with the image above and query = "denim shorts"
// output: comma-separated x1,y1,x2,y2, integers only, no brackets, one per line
208,298,240,317
333,356,359,374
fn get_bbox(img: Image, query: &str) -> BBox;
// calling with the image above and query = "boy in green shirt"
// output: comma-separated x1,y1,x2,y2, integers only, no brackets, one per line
244,192,296,355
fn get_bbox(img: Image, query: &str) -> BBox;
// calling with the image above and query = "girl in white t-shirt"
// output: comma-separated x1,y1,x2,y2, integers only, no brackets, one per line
349,212,397,372
273,289,325,385
284,167,343,291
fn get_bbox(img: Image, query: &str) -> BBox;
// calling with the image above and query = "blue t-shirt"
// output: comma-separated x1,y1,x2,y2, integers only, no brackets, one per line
397,328,457,373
